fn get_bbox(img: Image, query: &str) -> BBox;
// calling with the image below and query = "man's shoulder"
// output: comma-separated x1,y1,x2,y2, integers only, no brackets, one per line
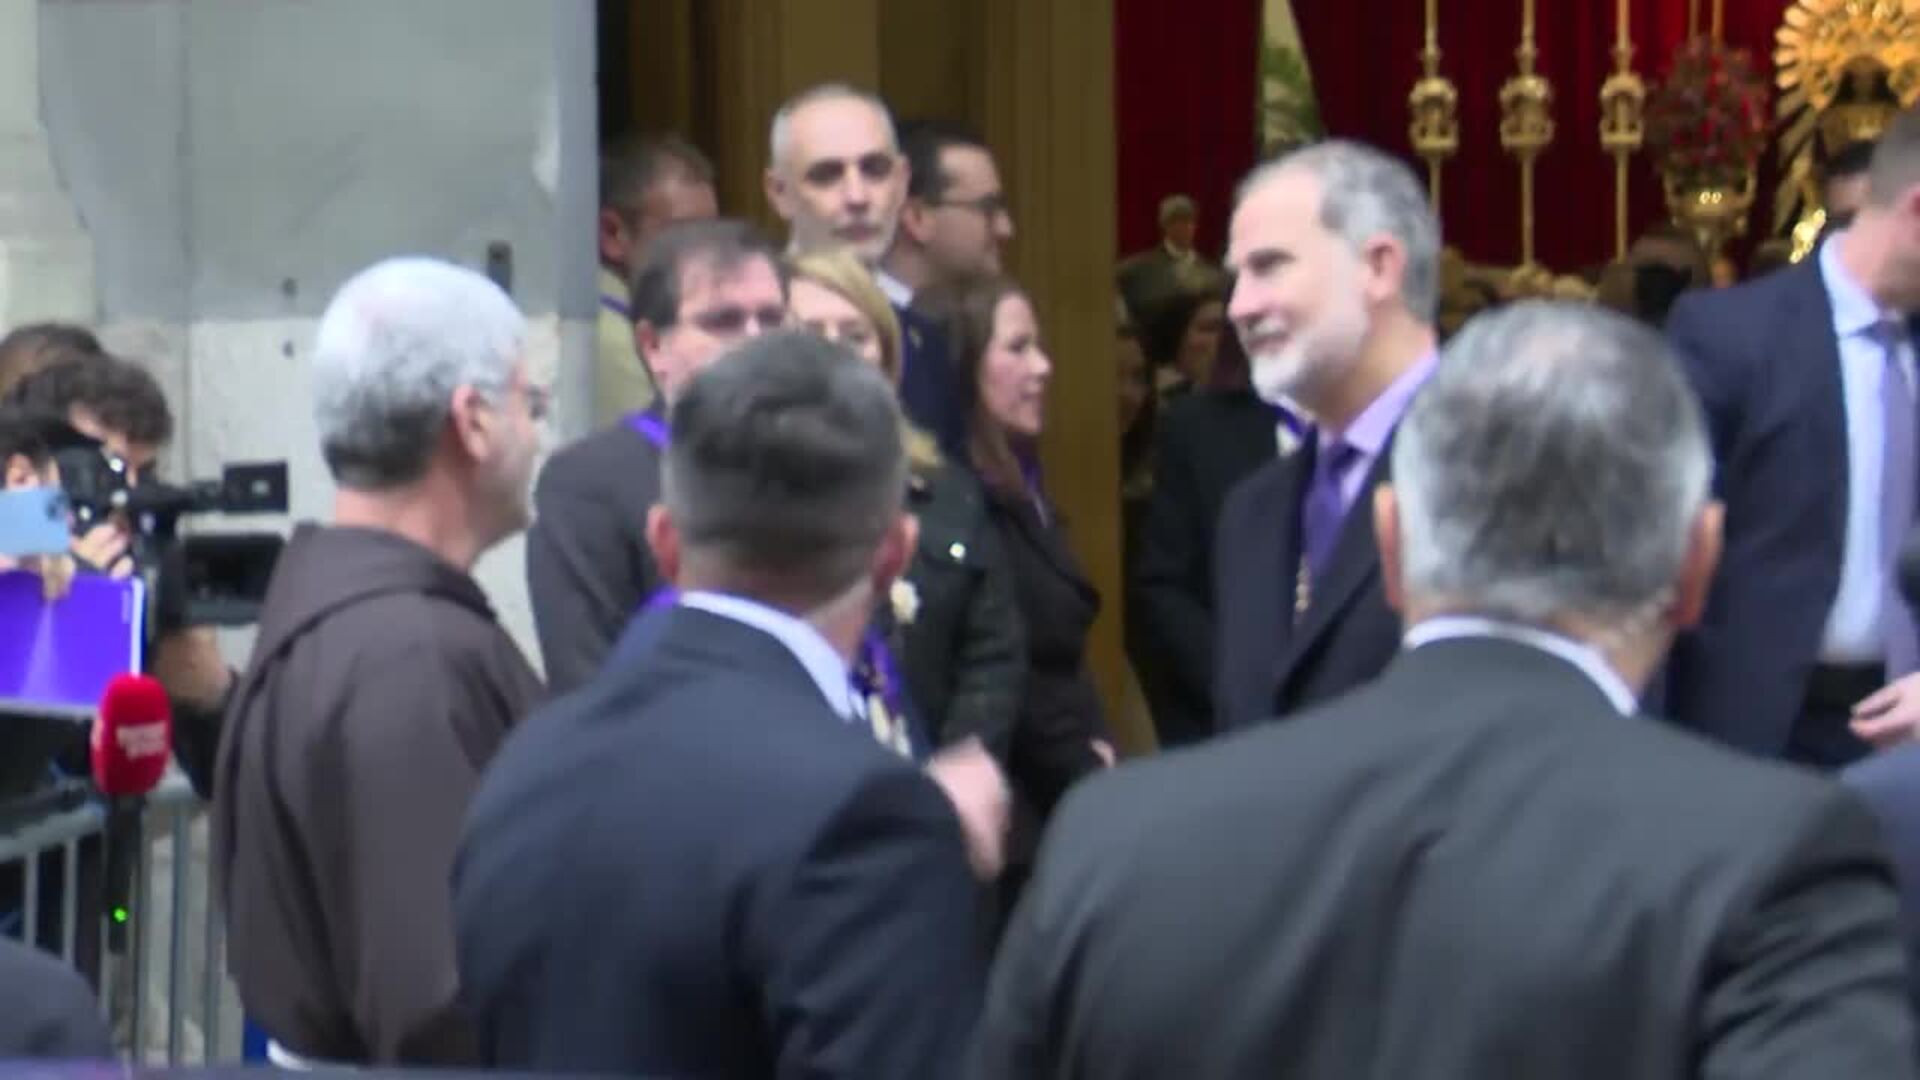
1218,453,1296,525
1669,262,1815,335
536,422,660,500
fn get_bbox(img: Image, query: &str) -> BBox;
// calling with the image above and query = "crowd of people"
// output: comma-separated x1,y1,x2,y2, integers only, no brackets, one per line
6,79,1920,1076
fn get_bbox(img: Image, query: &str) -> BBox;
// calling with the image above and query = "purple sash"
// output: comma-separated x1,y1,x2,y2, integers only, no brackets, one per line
627,411,669,449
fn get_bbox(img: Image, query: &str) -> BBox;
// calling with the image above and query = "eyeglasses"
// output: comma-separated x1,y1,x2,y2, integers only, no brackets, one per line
686,305,789,338
928,192,1010,221
802,153,899,189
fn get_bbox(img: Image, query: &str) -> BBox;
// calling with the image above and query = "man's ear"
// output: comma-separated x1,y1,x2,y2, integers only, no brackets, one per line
1364,234,1410,310
447,384,493,463
899,198,936,247
1372,485,1405,615
873,512,919,589
764,168,792,222
1671,500,1724,630
598,207,630,268
646,504,682,586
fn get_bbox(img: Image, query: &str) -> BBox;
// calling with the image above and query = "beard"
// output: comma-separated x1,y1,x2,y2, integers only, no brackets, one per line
1246,289,1370,413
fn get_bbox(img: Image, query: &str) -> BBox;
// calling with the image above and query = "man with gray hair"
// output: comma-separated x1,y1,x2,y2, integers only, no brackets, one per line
766,82,968,456
214,257,545,1066
457,331,983,1076
1211,139,1441,733
973,301,1915,1078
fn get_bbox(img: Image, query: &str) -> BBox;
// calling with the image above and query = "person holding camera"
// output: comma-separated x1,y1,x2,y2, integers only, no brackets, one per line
5,351,235,792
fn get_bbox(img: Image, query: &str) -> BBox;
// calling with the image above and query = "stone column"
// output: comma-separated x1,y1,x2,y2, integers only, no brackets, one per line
0,0,97,326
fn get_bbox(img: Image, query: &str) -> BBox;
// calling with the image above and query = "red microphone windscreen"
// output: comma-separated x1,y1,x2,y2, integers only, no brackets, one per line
92,672,173,796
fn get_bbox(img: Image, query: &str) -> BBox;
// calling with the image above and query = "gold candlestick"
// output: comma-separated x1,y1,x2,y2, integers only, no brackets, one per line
1408,0,1458,207
1599,0,1645,260
1500,0,1554,268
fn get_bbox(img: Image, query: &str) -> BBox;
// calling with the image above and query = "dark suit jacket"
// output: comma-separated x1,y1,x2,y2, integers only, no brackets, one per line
1665,263,1920,764
0,939,112,1059
1211,439,1401,730
454,604,984,1078
984,489,1106,817
525,419,663,695
900,463,1024,760
1846,743,1920,1018
1130,388,1277,746
897,306,969,461
976,636,1916,1078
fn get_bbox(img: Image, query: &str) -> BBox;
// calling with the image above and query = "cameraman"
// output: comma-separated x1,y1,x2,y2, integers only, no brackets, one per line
6,353,233,796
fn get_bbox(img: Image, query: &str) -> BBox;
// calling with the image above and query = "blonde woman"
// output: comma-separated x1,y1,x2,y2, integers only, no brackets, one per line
787,249,1024,767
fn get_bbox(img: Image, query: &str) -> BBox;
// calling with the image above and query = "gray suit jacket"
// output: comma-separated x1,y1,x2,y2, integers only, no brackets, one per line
976,635,1916,1078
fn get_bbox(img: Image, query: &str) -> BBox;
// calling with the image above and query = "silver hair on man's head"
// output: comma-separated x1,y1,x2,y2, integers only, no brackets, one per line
311,257,525,490
1237,140,1441,321
768,83,897,170
1389,300,1711,630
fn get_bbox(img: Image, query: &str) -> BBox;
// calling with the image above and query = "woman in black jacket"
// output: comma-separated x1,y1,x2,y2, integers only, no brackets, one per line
787,250,1024,763
915,276,1113,823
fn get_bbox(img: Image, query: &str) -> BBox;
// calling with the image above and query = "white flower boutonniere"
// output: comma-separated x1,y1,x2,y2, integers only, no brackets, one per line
891,579,920,626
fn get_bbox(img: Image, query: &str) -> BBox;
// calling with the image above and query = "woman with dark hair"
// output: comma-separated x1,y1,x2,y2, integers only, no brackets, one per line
1142,286,1227,402
915,275,1112,915
1130,307,1282,748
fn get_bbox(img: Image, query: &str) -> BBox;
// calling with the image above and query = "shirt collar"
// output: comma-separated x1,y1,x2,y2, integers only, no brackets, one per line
677,591,859,722
1335,349,1439,457
1819,229,1893,337
1403,614,1639,716
875,268,914,309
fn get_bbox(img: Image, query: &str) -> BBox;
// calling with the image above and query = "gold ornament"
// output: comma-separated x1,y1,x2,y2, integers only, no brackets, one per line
1773,0,1920,245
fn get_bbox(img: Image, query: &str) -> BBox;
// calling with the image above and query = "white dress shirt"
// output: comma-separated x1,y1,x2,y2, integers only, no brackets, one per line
1818,234,1917,662
875,267,914,309
1405,615,1639,716
679,591,861,723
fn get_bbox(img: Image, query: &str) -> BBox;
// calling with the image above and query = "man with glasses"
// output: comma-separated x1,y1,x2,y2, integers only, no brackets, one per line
879,120,1016,304
528,218,789,694
765,84,968,457
594,135,718,425
214,258,546,1067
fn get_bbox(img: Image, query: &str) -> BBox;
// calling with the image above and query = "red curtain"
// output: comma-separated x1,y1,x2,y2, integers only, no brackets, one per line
1113,0,1798,272
1112,0,1261,261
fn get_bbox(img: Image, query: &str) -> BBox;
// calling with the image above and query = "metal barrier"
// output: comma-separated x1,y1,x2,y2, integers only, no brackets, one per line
0,774,239,1065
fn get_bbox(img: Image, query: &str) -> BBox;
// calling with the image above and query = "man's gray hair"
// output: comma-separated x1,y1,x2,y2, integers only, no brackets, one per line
1391,301,1711,629
311,257,525,489
1238,140,1441,321
663,329,906,606
768,83,897,170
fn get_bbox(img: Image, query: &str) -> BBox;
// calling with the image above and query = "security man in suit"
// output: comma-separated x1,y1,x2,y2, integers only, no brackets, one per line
458,332,985,1077
1665,105,1920,766
974,301,1916,1079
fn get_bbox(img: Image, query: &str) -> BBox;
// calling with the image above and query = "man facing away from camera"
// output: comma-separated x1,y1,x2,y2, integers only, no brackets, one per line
214,257,545,1066
973,302,1915,1079
457,332,983,1078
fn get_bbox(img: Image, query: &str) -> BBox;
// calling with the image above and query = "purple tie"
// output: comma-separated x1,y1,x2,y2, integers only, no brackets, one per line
1880,320,1919,679
1301,433,1355,580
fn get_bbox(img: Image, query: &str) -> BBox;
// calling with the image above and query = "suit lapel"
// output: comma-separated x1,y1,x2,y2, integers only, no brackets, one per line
1276,440,1389,686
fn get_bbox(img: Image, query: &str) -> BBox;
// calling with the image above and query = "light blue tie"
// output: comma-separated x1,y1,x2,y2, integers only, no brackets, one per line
1877,319,1918,678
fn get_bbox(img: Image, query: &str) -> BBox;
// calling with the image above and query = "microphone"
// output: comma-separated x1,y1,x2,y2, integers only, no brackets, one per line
91,673,172,798
90,674,172,950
